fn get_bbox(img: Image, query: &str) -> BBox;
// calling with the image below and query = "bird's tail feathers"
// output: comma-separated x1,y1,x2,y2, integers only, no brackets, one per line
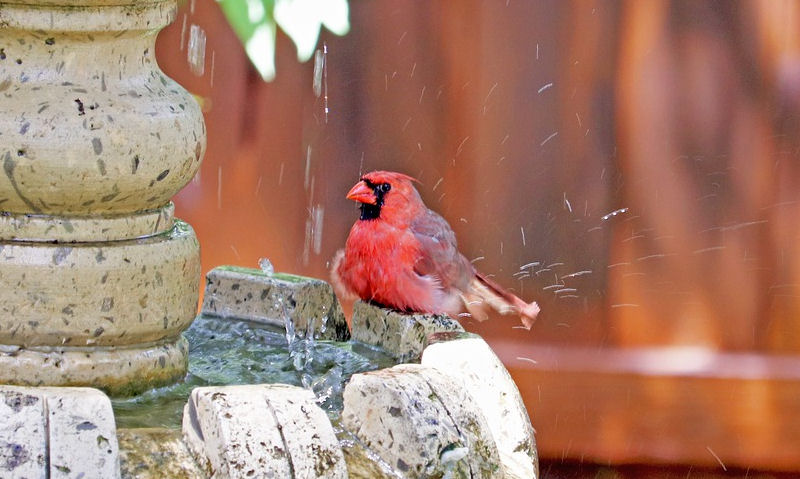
462,273,540,329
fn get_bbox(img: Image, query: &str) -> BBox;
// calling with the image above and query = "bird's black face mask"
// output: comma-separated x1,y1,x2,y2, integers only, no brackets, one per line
359,181,391,220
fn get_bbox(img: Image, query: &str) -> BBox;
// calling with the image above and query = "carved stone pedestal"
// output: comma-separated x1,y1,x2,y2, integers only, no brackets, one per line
0,0,204,395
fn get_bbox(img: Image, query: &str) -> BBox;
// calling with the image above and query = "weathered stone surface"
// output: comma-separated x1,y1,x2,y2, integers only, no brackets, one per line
0,386,120,479
0,336,188,396
118,428,205,479
183,385,289,478
341,364,502,478
0,387,46,478
349,301,463,361
423,333,539,479
0,203,175,242
0,0,204,216
183,384,346,479
339,431,404,479
44,387,120,478
261,384,347,478
0,221,200,348
0,0,204,396
202,266,349,341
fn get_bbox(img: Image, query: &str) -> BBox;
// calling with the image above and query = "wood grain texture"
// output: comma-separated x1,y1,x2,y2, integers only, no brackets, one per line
494,341,800,471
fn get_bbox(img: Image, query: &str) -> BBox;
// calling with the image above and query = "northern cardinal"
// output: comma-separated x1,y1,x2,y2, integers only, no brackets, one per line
332,170,539,329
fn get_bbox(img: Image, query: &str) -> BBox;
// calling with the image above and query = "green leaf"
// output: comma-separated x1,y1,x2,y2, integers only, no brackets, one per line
274,0,350,62
217,0,349,81
218,0,277,79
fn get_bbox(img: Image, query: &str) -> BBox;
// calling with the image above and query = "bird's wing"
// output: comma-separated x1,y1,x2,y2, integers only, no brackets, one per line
330,248,358,301
409,209,473,291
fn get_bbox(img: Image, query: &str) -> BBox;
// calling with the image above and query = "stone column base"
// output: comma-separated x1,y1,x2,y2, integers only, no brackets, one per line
0,336,188,396
0,216,200,395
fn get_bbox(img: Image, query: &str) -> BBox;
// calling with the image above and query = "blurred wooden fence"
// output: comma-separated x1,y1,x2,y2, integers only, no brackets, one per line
158,0,800,472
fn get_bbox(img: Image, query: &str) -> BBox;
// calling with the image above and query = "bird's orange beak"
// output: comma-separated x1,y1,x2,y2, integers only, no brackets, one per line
346,180,377,205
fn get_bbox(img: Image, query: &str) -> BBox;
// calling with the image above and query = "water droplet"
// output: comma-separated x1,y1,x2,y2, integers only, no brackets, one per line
313,49,325,97
601,207,629,221
258,257,274,275
312,43,329,122
187,24,206,76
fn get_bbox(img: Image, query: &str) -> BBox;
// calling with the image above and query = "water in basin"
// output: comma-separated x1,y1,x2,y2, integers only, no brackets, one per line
112,314,395,428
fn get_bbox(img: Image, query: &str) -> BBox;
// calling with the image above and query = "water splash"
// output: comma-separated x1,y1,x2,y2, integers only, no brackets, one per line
187,24,207,76
601,207,629,221
302,204,325,265
319,313,328,334
313,44,329,122
311,365,342,406
282,301,296,346
180,14,188,51
258,257,274,275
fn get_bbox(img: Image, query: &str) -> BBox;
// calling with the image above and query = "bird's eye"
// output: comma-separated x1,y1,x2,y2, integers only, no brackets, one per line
380,183,391,193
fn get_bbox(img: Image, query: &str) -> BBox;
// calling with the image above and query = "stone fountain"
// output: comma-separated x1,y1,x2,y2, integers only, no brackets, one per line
0,0,539,476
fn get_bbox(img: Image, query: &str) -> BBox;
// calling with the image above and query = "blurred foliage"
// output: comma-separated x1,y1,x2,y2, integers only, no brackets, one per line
217,0,349,80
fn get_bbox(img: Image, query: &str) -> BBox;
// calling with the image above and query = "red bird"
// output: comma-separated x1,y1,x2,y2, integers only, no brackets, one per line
332,170,539,329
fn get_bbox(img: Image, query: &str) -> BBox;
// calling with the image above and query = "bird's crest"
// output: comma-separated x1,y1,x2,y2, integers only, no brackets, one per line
359,170,419,187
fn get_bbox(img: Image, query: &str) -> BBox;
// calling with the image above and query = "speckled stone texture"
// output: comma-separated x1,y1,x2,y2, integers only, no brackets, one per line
0,386,120,478
201,266,350,341
118,428,205,479
0,222,199,348
183,384,347,479
0,1,204,216
0,222,198,395
0,386,46,477
0,0,204,393
423,332,539,479
0,336,189,396
341,364,503,479
349,300,464,361
338,431,403,479
0,202,175,242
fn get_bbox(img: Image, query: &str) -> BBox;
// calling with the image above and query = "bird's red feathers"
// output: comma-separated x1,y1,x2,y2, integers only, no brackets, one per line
332,170,539,329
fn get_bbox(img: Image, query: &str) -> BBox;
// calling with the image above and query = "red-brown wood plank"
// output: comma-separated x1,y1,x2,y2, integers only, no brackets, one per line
492,341,800,472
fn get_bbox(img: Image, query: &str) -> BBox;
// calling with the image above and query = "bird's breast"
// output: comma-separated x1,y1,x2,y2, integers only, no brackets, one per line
340,220,438,312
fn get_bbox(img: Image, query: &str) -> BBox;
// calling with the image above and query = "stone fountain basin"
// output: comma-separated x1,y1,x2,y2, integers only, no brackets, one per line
1,266,538,478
